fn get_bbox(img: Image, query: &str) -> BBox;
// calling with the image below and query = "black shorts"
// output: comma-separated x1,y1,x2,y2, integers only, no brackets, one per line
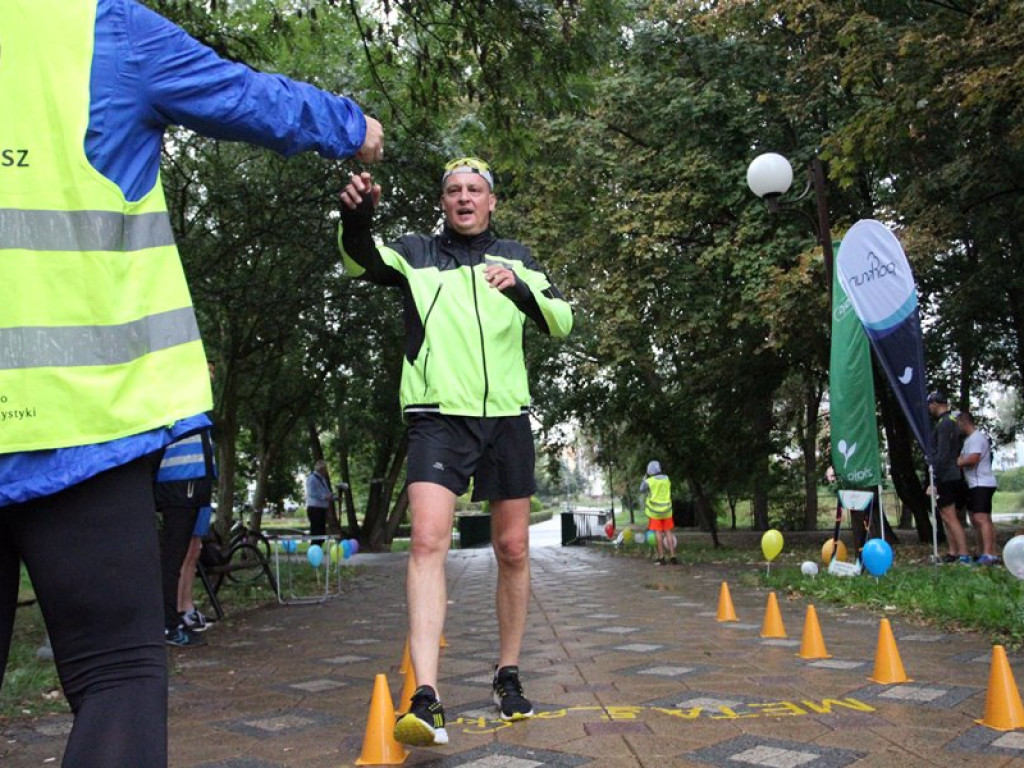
968,486,996,516
406,413,536,501
936,478,968,511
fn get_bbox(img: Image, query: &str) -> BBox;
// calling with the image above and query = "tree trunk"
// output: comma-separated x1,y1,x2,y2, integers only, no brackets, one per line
249,443,274,533
802,378,822,531
214,371,240,541
339,442,359,536
385,485,409,544
335,417,361,537
688,477,720,547
1005,236,1024,392
364,478,387,551
378,431,409,542
362,436,397,551
750,395,772,531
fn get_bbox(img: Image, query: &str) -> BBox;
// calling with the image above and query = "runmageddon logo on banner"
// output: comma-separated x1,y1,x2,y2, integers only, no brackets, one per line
836,220,933,467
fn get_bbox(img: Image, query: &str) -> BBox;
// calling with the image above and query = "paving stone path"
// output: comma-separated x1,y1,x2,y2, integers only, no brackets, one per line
4,540,1024,766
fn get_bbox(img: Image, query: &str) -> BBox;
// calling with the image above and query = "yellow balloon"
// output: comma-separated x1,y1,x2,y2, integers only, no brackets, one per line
821,539,848,564
622,528,635,544
761,529,784,561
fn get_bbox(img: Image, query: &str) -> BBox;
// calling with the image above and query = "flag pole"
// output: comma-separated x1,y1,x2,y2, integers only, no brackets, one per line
876,483,884,541
928,465,939,563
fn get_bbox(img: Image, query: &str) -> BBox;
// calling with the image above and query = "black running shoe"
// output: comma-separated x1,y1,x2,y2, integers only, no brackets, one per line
164,625,203,647
394,685,448,746
492,665,534,721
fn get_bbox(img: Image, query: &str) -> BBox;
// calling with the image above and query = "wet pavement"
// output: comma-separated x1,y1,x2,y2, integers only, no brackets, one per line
4,519,1024,766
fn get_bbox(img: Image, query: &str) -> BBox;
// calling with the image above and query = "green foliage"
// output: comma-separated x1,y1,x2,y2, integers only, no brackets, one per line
0,608,64,720
138,0,1024,540
764,560,1024,649
997,468,1024,492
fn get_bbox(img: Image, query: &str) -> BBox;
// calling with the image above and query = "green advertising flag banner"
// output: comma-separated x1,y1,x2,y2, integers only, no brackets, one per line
830,254,882,488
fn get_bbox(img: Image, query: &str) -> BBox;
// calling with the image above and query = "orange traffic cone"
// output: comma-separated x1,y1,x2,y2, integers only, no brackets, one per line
396,664,418,716
797,604,831,659
398,637,411,675
976,645,1024,731
760,592,786,638
355,673,409,765
868,618,910,684
717,581,738,622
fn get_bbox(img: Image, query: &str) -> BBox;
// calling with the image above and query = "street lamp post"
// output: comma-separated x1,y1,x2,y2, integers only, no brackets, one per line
746,152,837,539
746,153,834,294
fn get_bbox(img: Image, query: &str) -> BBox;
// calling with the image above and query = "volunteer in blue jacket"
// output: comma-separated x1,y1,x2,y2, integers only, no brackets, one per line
0,1,383,765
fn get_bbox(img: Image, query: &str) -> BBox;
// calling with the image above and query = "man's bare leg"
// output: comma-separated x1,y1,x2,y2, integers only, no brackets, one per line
489,497,535,720
406,482,456,694
939,504,968,556
490,498,531,669
971,512,996,557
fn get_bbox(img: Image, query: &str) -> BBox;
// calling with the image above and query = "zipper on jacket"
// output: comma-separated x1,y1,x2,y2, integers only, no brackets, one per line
420,286,442,396
470,266,489,416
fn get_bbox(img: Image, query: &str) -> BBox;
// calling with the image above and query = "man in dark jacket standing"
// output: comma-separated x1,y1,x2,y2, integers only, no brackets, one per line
928,391,970,564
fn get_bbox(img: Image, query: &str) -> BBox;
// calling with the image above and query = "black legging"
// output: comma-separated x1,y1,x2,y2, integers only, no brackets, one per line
307,505,328,546
159,504,199,629
0,456,167,767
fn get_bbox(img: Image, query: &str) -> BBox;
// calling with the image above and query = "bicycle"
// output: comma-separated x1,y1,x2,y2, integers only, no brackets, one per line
196,531,278,618
229,518,273,565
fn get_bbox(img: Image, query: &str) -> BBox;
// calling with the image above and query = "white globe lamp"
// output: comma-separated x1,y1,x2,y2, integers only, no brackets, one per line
746,152,794,199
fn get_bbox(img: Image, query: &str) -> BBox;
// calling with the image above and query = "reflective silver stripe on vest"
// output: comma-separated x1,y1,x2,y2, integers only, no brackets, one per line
0,209,176,252
0,306,201,369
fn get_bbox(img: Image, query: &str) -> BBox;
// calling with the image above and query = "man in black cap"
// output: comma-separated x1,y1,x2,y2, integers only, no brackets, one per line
927,391,970,564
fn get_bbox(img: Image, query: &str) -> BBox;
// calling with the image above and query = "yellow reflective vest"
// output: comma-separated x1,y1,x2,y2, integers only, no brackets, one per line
0,0,211,453
644,475,672,520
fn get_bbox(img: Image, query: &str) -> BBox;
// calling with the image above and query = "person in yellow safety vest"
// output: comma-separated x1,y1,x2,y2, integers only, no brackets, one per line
640,461,677,565
0,2,382,765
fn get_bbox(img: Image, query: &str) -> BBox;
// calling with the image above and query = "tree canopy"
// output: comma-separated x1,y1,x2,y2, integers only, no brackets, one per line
148,0,1024,545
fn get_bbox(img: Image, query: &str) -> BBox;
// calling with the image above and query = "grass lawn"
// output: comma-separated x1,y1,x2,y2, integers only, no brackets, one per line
757,543,1024,649
1,573,63,720
609,533,1024,649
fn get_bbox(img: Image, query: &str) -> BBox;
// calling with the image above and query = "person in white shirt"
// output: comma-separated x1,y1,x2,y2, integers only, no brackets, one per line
956,411,999,565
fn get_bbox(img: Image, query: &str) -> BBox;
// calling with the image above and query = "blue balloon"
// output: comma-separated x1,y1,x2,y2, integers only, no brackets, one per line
307,544,324,568
282,539,298,554
350,539,359,555
341,540,352,559
861,538,893,577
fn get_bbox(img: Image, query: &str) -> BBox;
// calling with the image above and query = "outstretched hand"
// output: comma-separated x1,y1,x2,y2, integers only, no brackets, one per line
354,117,384,164
340,172,381,211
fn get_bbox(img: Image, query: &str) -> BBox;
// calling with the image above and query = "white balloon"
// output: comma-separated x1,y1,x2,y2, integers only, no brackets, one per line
1003,535,1024,579
800,561,819,577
